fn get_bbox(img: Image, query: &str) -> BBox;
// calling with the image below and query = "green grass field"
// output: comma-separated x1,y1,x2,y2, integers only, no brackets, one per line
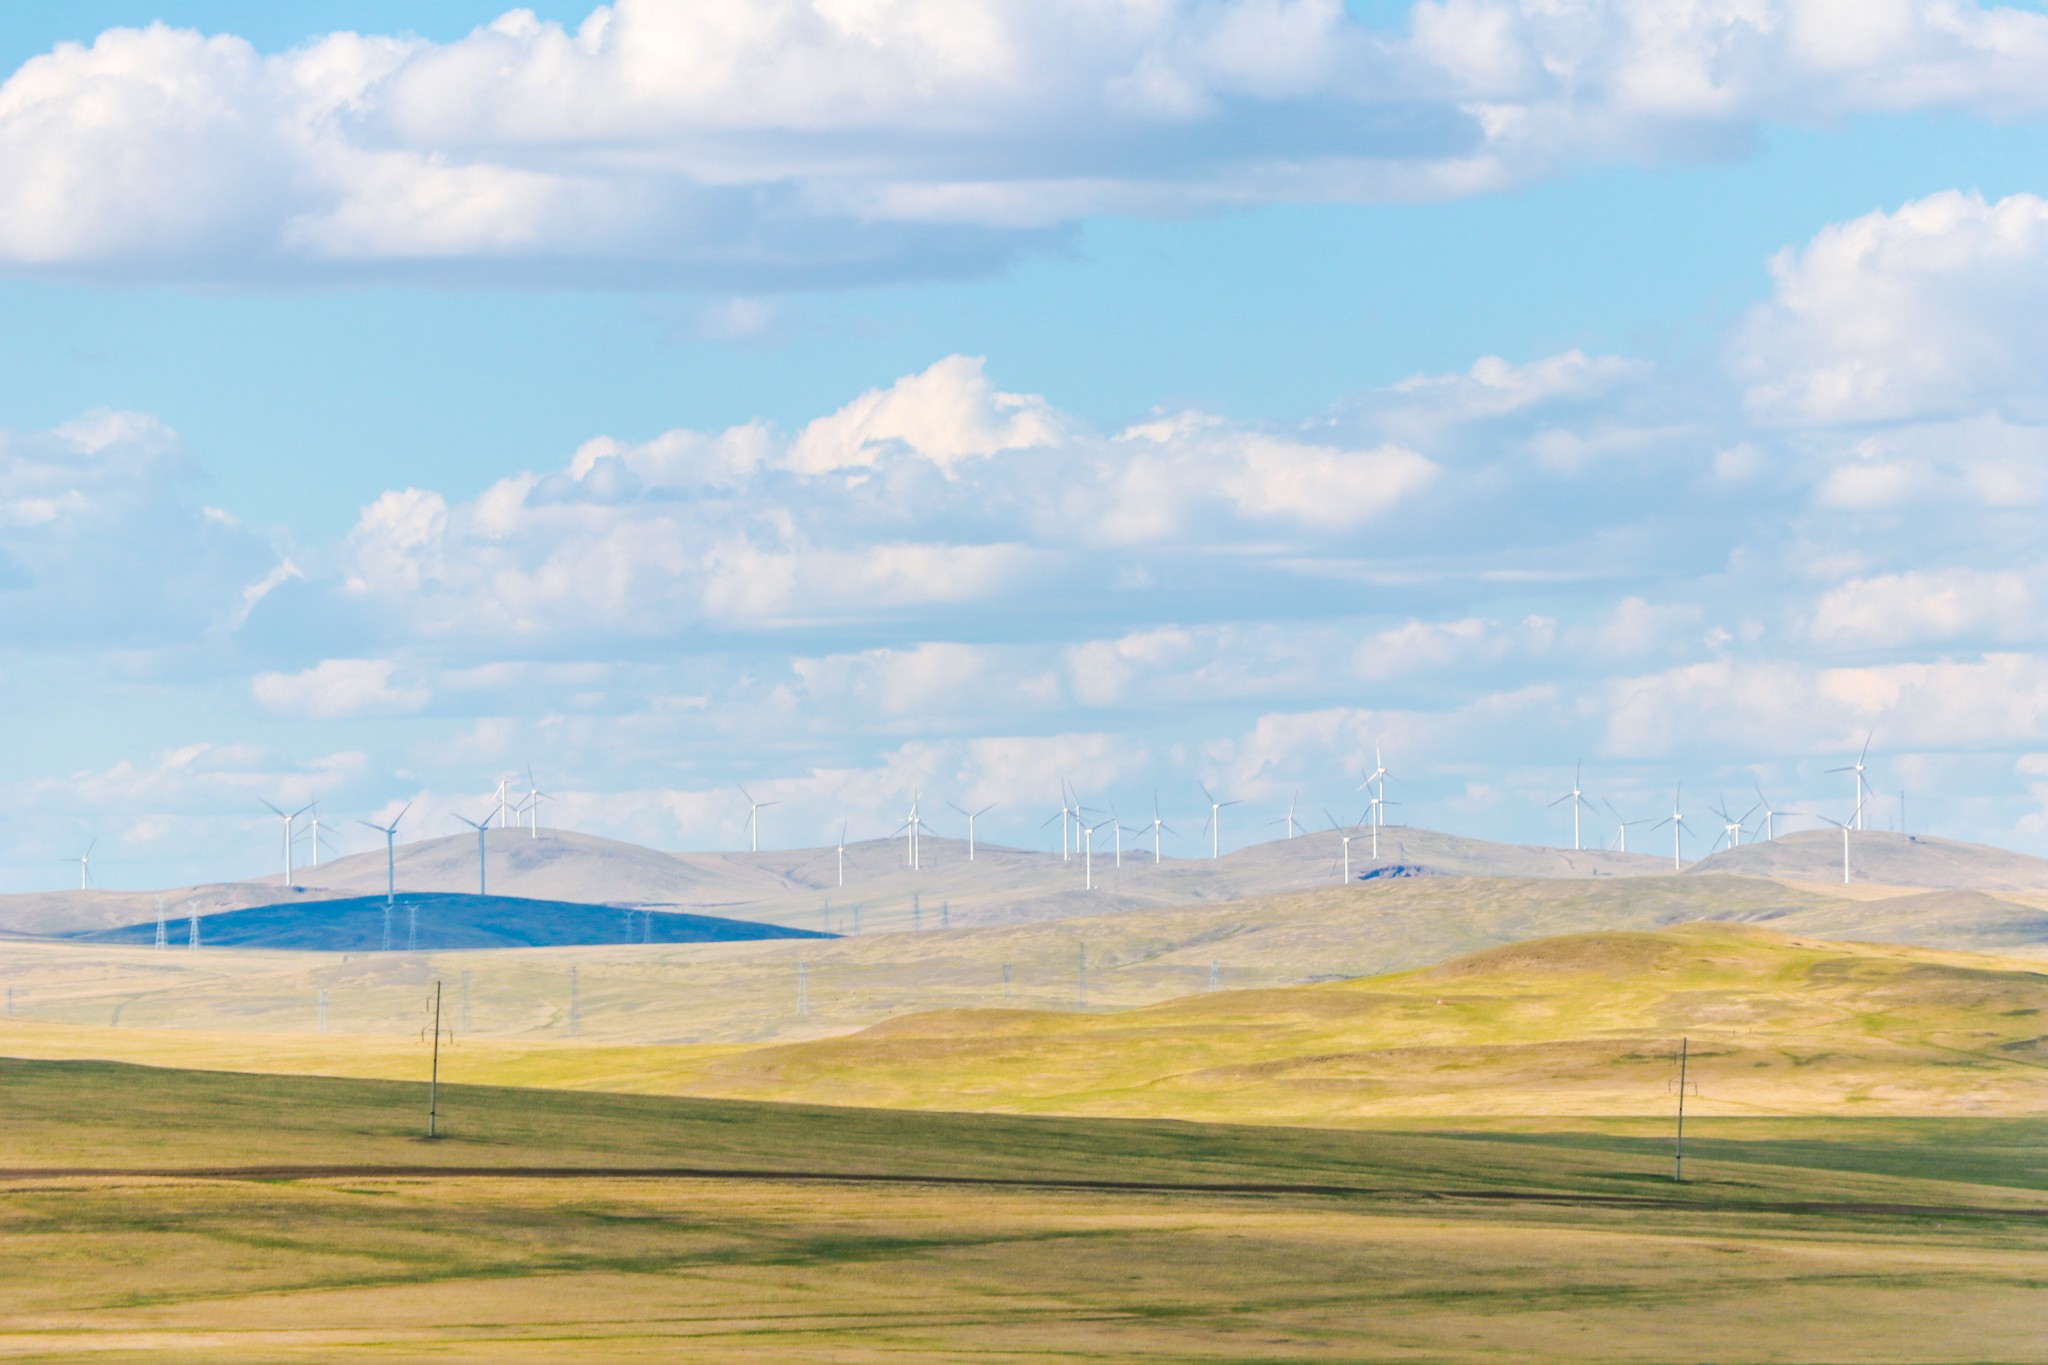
0,1057,2043,1362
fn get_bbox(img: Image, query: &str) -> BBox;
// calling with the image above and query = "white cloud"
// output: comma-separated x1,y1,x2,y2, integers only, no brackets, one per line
1809,567,2039,648
12,5,2048,285
252,658,431,718
0,411,279,647
789,355,1065,474
1739,190,2048,424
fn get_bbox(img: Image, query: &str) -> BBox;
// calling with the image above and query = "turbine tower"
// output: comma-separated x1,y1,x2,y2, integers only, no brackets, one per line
1148,793,1175,864
836,820,847,888
1602,799,1652,854
1082,817,1113,891
1651,785,1691,871
738,785,779,853
1752,783,1785,841
521,766,552,837
358,802,411,907
948,800,996,862
1359,746,1392,859
1266,792,1302,840
259,799,314,887
1828,734,1875,831
1198,783,1241,861
1549,761,1593,851
453,813,489,895
1325,809,1364,883
62,838,96,890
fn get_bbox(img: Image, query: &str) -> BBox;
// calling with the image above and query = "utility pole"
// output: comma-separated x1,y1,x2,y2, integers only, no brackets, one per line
427,980,443,1139
1673,1036,1691,1183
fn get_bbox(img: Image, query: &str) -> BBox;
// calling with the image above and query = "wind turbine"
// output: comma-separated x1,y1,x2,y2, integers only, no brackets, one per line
1651,785,1691,871
358,803,411,907
1325,809,1364,883
948,800,996,861
1828,734,1875,831
259,799,314,886
1267,792,1303,840
521,766,551,838
1549,762,1593,851
453,813,489,895
738,785,779,853
1082,817,1114,891
1359,746,1392,859
1752,783,1785,841
1198,783,1241,861
62,838,95,890
1148,793,1175,864
1812,802,1862,884
1708,797,1760,854
1602,799,1652,854
491,775,518,829
896,792,932,870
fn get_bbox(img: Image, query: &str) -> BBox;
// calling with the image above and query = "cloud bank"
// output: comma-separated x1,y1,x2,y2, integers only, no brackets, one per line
10,1,2048,286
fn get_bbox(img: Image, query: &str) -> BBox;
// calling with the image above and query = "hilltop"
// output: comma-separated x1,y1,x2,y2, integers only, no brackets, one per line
1689,828,2048,890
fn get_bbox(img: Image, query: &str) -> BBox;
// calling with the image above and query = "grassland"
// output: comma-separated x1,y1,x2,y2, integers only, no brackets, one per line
0,875,1886,1053
0,1057,2044,1362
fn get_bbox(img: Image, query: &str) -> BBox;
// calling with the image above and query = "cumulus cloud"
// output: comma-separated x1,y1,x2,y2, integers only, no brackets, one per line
11,3,2048,286
252,658,432,718
1739,190,2048,424
0,411,280,647
330,355,1446,645
1808,568,2040,649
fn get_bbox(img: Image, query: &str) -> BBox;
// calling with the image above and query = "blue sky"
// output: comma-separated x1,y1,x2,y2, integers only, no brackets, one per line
4,0,2048,888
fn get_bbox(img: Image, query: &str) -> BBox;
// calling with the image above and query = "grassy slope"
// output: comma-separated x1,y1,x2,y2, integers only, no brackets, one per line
4,922,2044,1127
0,1060,2044,1363
659,922,2048,1120
0,875,1860,1050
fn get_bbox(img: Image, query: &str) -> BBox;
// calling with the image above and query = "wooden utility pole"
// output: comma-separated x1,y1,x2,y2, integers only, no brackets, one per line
1673,1036,1689,1182
428,980,443,1139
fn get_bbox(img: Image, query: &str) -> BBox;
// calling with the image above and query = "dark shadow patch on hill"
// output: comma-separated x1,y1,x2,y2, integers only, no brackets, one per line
78,893,835,951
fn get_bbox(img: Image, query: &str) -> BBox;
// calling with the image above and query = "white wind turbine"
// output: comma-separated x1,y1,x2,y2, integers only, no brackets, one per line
1828,734,1875,831
835,820,848,887
1359,746,1392,860
1549,761,1594,851
738,785,779,853
896,792,933,870
948,800,996,862
1148,793,1176,864
1812,795,1864,884
1199,783,1241,861
520,766,552,838
358,803,411,907
259,799,314,887
1602,799,1653,854
1267,792,1303,840
1325,809,1365,883
1708,797,1760,854
453,813,490,895
62,838,96,890
1081,816,1114,891
1752,783,1786,841
491,775,518,829
1651,784,1691,871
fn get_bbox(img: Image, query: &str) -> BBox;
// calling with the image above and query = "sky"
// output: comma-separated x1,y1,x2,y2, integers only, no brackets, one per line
5,0,2048,889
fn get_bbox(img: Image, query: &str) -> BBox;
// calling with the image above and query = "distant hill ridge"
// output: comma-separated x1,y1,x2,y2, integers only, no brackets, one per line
83,892,831,952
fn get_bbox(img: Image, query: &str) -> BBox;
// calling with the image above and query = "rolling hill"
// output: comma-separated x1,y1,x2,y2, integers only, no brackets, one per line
0,824,1670,938
1689,829,2048,890
653,922,2048,1121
